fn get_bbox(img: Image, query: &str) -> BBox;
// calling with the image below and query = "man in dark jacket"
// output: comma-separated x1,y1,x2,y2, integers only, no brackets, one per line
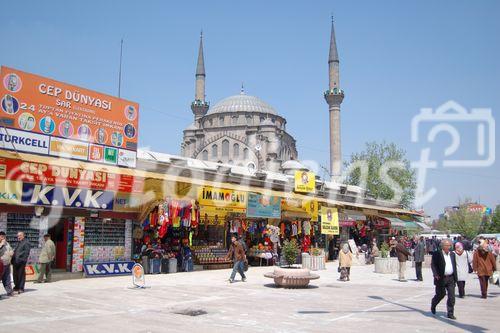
226,234,247,283
395,238,411,282
13,232,31,293
431,239,458,320
414,236,426,281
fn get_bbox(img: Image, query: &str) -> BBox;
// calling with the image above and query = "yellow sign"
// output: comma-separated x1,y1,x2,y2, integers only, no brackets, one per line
281,196,318,221
304,199,319,222
320,207,339,235
0,179,22,204
197,186,247,209
294,171,315,193
200,205,245,224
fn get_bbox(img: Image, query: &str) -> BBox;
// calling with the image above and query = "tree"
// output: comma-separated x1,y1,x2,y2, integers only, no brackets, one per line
486,205,500,233
436,201,484,239
344,141,416,209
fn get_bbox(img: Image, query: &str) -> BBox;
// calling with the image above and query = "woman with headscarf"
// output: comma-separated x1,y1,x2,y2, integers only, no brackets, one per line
473,240,497,299
339,243,353,281
454,242,472,298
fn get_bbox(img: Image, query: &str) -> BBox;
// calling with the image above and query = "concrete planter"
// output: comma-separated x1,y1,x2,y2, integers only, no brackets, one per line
412,254,432,268
374,257,399,274
264,267,319,288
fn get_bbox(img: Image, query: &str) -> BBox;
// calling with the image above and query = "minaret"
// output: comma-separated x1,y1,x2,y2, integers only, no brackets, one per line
191,31,209,125
324,17,344,181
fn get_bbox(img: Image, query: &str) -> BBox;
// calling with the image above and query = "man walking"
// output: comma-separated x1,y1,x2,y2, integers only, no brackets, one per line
414,236,426,281
0,231,14,297
395,238,411,282
13,231,31,293
431,239,458,320
225,234,247,283
36,234,56,283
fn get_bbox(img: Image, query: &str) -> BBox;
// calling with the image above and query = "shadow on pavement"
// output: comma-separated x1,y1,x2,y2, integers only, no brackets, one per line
263,283,319,289
297,310,331,314
367,295,488,333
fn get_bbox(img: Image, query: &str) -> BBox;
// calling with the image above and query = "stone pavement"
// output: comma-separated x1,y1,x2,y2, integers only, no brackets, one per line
0,262,498,333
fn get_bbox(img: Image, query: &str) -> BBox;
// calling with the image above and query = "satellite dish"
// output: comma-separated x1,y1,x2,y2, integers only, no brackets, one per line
255,144,262,151
247,162,257,175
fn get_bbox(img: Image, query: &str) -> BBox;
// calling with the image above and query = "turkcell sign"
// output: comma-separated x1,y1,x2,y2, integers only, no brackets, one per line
22,183,114,210
0,127,49,154
84,261,135,277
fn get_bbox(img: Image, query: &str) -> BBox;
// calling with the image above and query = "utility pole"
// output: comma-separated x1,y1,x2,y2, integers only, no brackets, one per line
118,38,123,98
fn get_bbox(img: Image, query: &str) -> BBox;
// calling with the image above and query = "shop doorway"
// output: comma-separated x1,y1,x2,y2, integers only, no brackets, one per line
48,218,71,270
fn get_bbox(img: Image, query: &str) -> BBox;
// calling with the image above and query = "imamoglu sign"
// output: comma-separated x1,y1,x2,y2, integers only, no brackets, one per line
197,186,247,210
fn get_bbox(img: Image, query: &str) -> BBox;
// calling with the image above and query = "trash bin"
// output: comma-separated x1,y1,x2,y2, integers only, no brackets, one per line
302,253,312,269
168,258,177,273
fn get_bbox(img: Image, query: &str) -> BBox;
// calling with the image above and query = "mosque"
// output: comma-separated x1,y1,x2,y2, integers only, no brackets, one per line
181,20,343,178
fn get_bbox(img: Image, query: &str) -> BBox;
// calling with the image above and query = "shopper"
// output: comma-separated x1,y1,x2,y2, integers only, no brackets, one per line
0,231,14,297
454,242,472,298
414,236,426,281
473,240,497,299
36,234,56,283
339,243,353,281
12,231,31,293
431,239,458,320
226,234,247,283
395,238,411,282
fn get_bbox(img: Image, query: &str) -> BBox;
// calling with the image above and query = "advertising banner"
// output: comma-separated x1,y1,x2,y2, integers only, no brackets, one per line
21,182,115,210
0,179,22,204
247,193,281,218
320,207,339,235
294,171,316,193
0,127,49,155
0,66,139,166
281,196,318,221
84,261,135,277
0,157,144,193
199,205,244,222
197,186,247,210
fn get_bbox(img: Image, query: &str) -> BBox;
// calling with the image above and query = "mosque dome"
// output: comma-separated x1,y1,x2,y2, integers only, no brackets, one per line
208,92,277,115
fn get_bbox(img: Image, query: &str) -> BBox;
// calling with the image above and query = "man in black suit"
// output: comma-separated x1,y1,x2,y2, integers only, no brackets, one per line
431,239,458,320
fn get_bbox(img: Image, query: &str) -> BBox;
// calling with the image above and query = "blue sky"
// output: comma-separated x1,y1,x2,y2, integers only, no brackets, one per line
1,0,499,218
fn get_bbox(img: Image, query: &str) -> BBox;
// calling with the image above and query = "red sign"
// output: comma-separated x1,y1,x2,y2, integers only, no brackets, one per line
0,157,143,193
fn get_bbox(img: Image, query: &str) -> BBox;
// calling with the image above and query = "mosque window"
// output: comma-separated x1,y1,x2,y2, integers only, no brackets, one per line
260,116,265,123
202,150,208,161
222,140,229,157
271,117,276,123
244,148,249,159
219,116,225,126
246,116,253,125
212,144,218,158
233,143,240,157
232,116,238,125
209,118,213,127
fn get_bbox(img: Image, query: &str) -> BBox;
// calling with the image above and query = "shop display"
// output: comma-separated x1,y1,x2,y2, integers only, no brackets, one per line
6,213,39,248
71,217,85,272
192,245,230,265
85,218,126,246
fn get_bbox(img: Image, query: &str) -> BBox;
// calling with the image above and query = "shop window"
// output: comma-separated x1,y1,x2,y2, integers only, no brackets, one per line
233,143,240,157
222,139,229,157
212,144,218,158
202,150,208,161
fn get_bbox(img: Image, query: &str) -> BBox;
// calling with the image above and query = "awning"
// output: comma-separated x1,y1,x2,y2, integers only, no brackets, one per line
416,222,432,232
343,209,367,221
381,215,406,230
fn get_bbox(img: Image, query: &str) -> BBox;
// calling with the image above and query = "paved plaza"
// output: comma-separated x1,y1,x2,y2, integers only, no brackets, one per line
0,262,498,333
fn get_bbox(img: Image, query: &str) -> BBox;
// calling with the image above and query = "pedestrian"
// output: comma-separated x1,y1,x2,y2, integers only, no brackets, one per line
12,231,31,294
395,238,411,282
454,242,472,298
414,236,426,281
339,243,353,281
36,234,56,283
473,240,497,299
0,231,14,297
225,234,247,283
389,237,397,257
431,239,458,320
370,241,380,264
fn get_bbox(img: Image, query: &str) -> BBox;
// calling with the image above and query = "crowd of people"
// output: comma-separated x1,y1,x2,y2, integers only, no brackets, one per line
337,234,499,320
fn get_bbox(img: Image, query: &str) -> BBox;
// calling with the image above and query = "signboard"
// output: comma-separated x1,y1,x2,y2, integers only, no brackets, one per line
25,264,40,282
294,171,316,193
247,193,281,218
84,261,136,277
0,66,139,166
0,157,144,193
197,186,247,210
281,196,318,221
114,193,143,212
132,263,145,287
200,205,244,223
0,179,22,204
0,127,50,155
22,183,114,210
320,207,339,235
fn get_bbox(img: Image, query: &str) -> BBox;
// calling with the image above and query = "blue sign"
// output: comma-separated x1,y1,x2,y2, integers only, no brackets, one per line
21,183,114,210
247,193,281,218
84,261,135,277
